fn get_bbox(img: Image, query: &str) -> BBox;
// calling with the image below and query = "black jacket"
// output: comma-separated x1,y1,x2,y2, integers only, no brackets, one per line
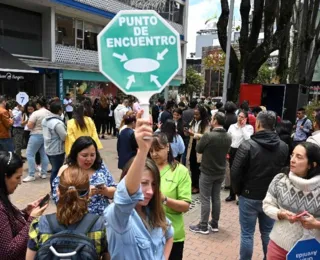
176,118,186,139
231,130,288,200
160,110,172,124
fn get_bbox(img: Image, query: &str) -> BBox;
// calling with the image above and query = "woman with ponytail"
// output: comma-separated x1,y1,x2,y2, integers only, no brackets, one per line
26,166,108,259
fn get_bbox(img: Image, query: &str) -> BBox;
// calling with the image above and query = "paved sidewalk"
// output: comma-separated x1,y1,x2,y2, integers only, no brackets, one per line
12,137,264,260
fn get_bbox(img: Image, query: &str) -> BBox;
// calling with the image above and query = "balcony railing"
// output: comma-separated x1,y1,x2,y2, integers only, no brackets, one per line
55,44,99,67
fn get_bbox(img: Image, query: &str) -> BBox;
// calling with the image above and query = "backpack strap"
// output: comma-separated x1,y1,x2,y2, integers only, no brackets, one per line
45,213,66,233
74,214,100,234
45,213,99,234
300,117,308,127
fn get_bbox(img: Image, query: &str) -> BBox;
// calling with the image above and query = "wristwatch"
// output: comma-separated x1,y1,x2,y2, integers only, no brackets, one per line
163,196,168,205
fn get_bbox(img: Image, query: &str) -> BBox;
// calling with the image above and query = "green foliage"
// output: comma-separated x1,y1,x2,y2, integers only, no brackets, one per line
253,63,275,84
304,100,320,120
203,50,225,71
179,67,205,97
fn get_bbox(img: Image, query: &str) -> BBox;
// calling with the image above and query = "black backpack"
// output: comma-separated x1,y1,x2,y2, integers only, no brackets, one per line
35,213,100,260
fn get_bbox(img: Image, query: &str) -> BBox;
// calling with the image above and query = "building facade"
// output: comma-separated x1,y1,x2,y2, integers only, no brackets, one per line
0,0,188,101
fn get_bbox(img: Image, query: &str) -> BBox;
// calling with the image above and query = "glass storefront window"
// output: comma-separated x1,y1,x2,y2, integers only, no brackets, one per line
76,20,84,39
56,15,75,46
173,2,184,25
159,1,184,25
56,14,104,51
116,0,185,25
84,23,104,51
0,4,42,56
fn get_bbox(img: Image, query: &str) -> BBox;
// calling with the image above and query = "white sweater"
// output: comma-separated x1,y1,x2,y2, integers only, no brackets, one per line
263,172,320,251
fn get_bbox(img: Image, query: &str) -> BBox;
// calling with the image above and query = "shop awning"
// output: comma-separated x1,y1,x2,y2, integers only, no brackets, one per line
0,48,39,74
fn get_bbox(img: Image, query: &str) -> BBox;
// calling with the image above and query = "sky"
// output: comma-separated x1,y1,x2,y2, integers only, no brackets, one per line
187,0,241,58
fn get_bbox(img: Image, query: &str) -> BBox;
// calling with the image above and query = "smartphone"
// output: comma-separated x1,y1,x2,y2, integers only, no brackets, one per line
295,211,308,218
39,194,50,208
94,182,105,189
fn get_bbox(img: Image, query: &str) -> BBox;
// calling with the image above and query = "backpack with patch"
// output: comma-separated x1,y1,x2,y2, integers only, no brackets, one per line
35,213,100,260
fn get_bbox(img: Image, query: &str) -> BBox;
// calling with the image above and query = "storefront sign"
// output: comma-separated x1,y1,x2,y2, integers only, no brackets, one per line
287,238,320,260
0,72,24,81
98,10,181,118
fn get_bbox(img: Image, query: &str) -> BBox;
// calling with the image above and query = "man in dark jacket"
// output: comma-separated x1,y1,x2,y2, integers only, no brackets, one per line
182,99,197,126
189,112,231,234
231,110,288,260
181,99,198,165
151,97,165,126
159,100,174,125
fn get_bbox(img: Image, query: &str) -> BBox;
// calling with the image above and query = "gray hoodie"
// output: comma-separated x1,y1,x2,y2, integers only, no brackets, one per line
41,113,67,156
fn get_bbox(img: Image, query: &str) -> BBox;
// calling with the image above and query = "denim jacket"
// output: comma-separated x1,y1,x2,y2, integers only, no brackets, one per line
104,178,174,260
42,114,66,156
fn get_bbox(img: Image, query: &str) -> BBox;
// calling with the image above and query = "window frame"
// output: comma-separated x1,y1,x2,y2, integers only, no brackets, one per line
56,14,105,51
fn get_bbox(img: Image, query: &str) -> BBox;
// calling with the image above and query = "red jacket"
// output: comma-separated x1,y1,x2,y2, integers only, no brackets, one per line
0,201,34,260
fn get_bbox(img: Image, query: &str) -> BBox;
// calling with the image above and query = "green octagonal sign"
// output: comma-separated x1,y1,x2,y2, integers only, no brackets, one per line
98,10,182,100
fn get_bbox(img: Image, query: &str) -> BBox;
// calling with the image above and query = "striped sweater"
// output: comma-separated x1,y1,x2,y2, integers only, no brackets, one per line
263,172,320,251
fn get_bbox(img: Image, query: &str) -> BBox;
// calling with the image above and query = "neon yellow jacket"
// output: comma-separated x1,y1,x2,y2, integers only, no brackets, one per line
65,116,102,155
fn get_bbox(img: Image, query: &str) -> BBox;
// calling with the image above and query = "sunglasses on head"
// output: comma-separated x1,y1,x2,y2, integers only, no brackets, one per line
78,189,89,197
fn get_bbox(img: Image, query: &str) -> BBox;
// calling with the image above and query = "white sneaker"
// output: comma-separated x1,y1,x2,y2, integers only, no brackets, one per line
40,174,47,179
23,176,36,182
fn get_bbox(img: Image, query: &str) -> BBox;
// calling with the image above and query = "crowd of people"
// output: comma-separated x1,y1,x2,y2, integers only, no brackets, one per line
0,93,320,260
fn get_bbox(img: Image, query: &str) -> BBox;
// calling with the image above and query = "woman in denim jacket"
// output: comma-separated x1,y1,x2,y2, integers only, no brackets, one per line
104,111,174,259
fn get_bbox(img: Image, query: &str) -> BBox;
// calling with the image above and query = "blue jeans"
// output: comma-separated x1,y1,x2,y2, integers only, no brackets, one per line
26,134,49,177
48,153,65,193
0,138,14,152
239,196,274,260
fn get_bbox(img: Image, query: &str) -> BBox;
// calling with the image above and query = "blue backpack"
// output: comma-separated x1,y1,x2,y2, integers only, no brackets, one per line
35,213,100,260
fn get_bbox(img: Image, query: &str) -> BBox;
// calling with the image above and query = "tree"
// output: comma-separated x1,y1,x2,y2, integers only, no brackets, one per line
289,0,320,85
253,63,275,84
217,0,296,101
179,67,205,97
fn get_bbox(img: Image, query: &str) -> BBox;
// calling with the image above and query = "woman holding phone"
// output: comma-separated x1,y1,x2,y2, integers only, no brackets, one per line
186,106,210,194
104,110,174,260
226,110,254,202
0,151,48,259
52,136,117,216
263,142,320,259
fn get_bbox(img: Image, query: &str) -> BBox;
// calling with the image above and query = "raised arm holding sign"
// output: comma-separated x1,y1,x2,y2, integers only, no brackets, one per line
98,10,182,119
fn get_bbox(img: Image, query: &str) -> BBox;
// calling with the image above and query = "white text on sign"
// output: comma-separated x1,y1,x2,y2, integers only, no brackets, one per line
106,16,177,48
